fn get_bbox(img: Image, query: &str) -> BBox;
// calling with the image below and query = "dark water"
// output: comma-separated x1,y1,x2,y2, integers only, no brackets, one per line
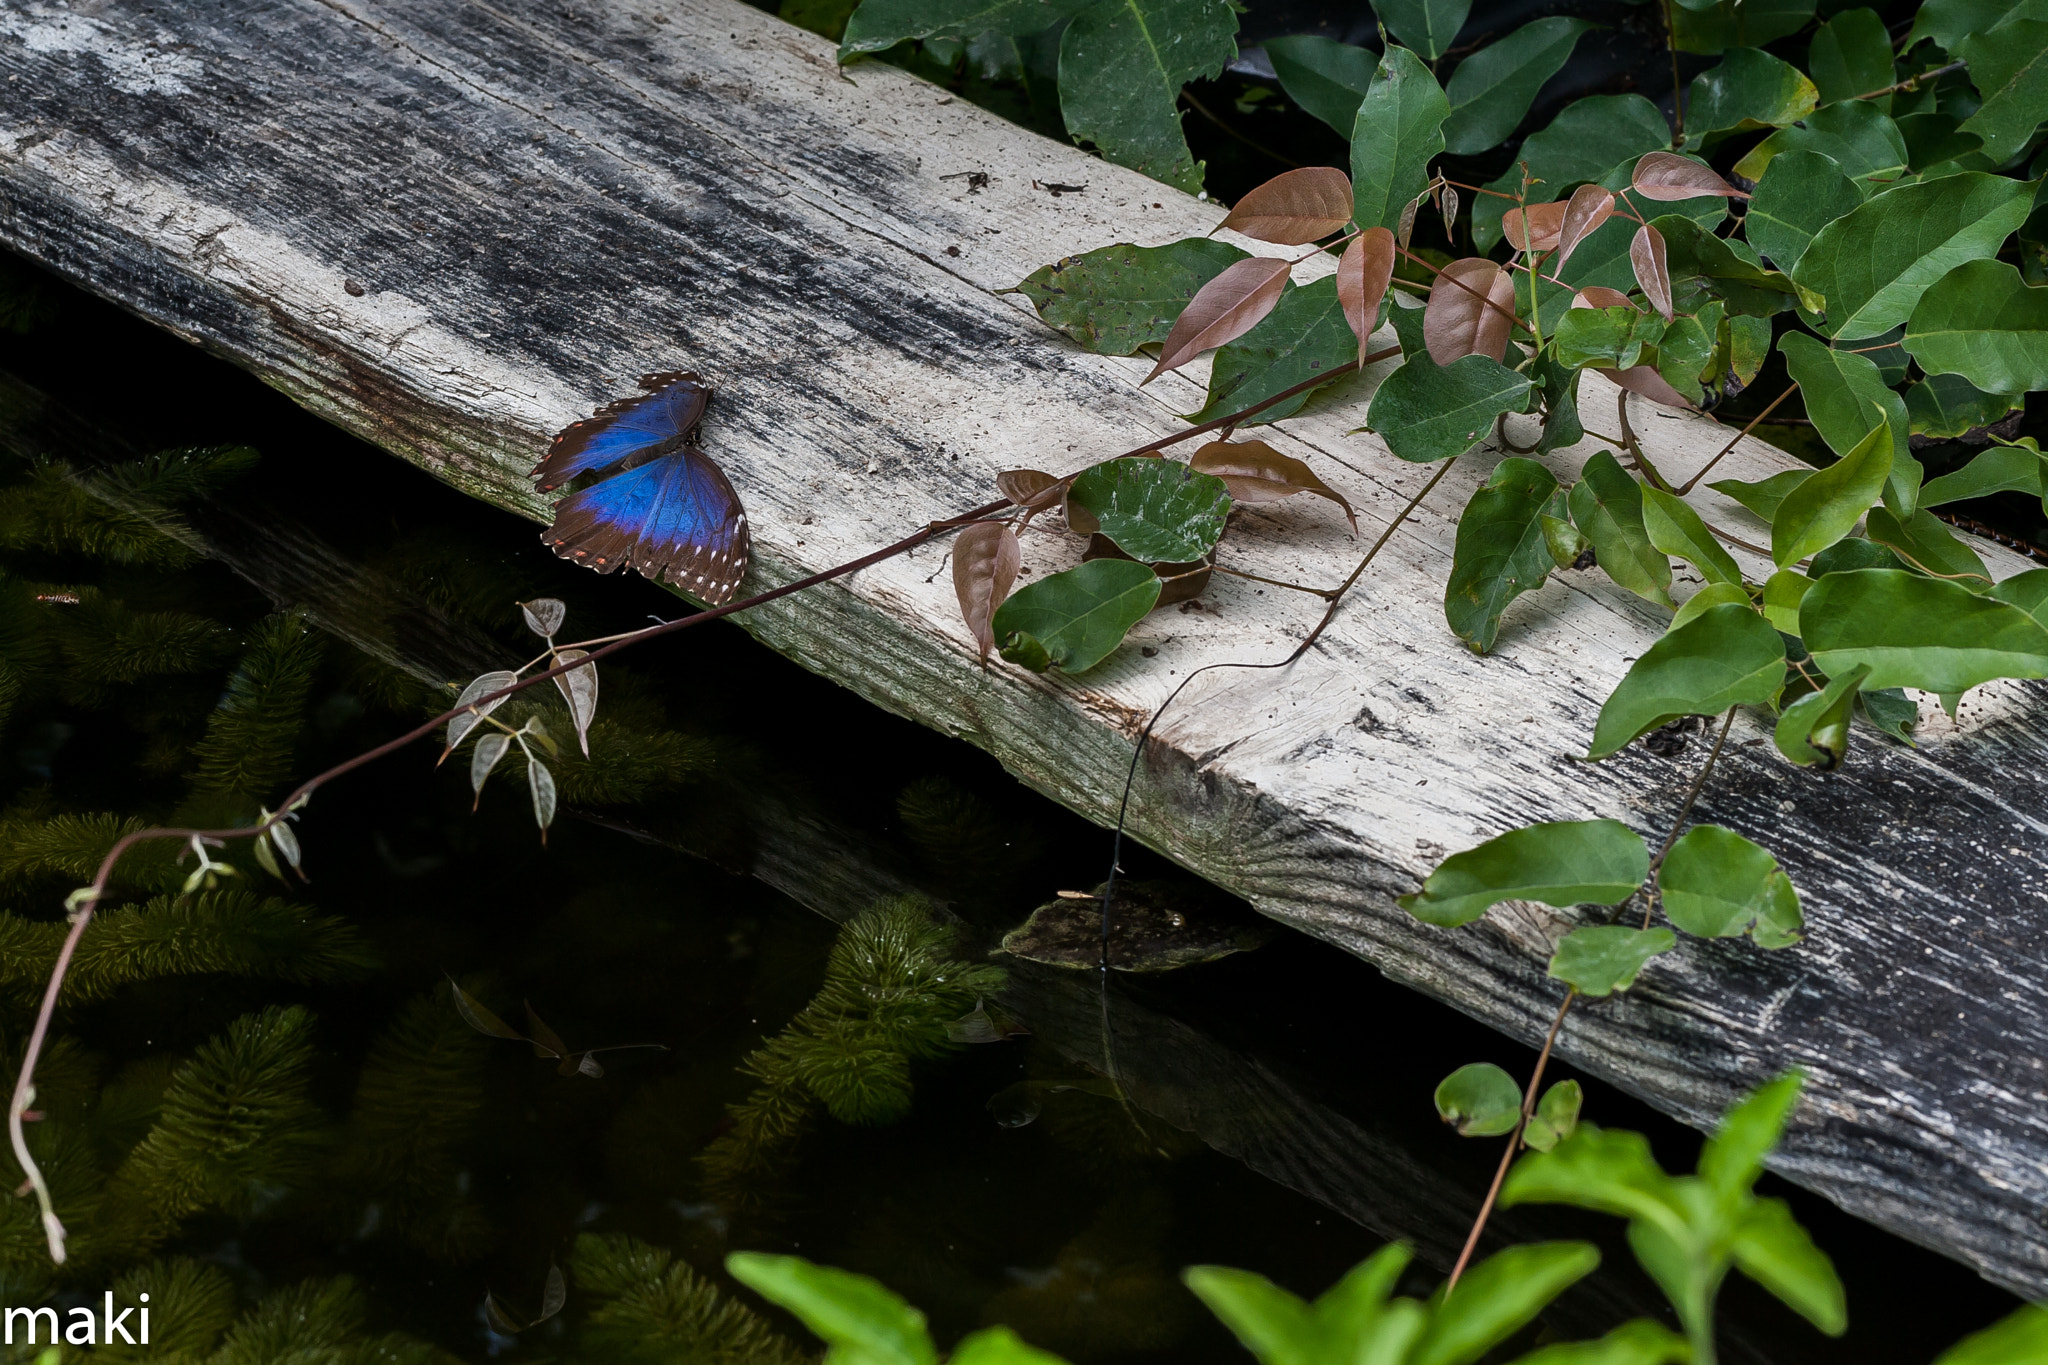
0,252,2023,1363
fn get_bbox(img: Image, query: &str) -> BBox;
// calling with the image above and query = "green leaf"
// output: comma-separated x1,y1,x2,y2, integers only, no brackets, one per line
1700,1071,1803,1200
1903,258,2048,396
1958,8,2048,161
1807,8,1895,109
1435,1062,1522,1137
1864,506,1992,587
1801,567,2048,692
1412,1243,1601,1365
1441,18,1593,155
841,0,1095,53
1653,299,1722,403
1772,417,1894,566
1859,685,1920,743
1398,820,1650,929
1711,469,1810,523
1524,1079,1585,1153
1569,452,1673,607
1903,371,2024,440
1810,535,1905,576
1265,36,1377,140
1670,0,1816,54
1508,1319,1689,1365
1373,0,1472,61
1934,1305,2048,1365
1760,568,1810,634
1534,357,1586,455
1552,305,1666,370
1652,214,1802,317
1918,441,2048,506
1683,46,1817,142
1180,1267,1317,1365
1189,276,1359,425
1732,99,1907,191
1011,238,1248,356
1773,664,1864,770
1791,171,2035,341
992,559,1162,673
1660,824,1805,945
1746,150,1863,272
950,1327,1073,1365
1992,567,2048,622
1312,1245,1420,1360
1641,486,1743,585
1367,352,1532,463
1069,458,1232,561
1671,582,1751,630
1588,604,1787,759
1446,459,1564,652
1057,0,1237,194
1726,313,1773,388
1777,332,1915,514
725,1253,939,1365
1548,926,1676,997
1906,0,2016,53
1470,96,1669,252
1501,1124,1679,1223
1350,46,1450,233
1731,1198,1847,1336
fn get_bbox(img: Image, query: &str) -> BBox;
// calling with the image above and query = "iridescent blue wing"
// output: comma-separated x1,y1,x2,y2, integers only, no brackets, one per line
531,372,710,493
542,447,751,605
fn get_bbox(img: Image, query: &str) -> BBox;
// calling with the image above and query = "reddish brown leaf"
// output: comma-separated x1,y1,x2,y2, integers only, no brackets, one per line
1396,197,1420,250
952,521,1022,660
1146,256,1292,382
1439,185,1460,233
1573,286,1636,311
1630,223,1673,321
997,468,1064,511
1216,166,1354,245
1425,258,1519,365
1065,493,1100,536
1336,227,1397,365
1603,365,1696,409
1190,439,1358,535
1082,535,1212,606
1554,185,1616,272
1501,200,1567,252
1631,151,1746,201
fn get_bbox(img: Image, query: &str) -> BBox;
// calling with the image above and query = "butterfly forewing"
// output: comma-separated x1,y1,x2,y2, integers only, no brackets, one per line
531,372,710,492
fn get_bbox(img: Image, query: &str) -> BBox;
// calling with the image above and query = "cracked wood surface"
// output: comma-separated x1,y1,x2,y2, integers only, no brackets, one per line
5,0,2047,1296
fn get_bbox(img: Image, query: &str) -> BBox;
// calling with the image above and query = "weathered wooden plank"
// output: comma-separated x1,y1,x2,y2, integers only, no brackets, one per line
5,0,2047,1296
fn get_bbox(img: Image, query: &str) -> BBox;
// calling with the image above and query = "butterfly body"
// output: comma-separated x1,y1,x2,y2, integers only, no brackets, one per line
534,372,751,605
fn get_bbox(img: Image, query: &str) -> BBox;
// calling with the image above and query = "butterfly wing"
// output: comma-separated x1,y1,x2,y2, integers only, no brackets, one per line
542,447,751,605
531,372,710,492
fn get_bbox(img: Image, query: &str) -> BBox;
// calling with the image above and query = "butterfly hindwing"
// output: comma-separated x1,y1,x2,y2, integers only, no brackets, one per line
531,371,709,492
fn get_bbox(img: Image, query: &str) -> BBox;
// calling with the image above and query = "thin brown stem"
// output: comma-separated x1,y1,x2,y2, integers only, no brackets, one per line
1677,382,1799,493
1179,90,1302,169
1209,563,1336,598
1616,391,1675,492
1856,58,1965,101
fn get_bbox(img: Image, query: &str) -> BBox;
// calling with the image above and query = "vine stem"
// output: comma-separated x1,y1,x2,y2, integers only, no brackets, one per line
1445,703,1739,1294
1677,382,1799,493
5,346,1402,1264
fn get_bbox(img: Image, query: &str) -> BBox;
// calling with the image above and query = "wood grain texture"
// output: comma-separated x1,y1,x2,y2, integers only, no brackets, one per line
5,0,2046,1295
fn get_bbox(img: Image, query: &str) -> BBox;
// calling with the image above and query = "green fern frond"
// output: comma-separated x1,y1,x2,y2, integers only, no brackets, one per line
895,776,1042,883
0,1120,102,1293
93,1257,239,1365
0,890,376,1006
95,1005,326,1252
92,446,260,508
788,1020,914,1126
571,1232,811,1365
0,807,177,897
0,463,196,569
56,591,235,685
813,898,1006,1061
188,614,323,803
552,719,721,805
207,1276,367,1365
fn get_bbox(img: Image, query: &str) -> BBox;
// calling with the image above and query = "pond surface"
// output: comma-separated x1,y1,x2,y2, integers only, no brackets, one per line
0,255,2020,1363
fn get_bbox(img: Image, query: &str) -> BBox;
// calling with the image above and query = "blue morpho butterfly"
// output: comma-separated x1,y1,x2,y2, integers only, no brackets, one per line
532,372,751,605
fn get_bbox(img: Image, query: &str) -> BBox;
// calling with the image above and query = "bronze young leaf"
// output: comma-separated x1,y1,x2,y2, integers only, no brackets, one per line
1632,150,1746,201
1555,185,1616,272
1631,223,1674,321
1190,438,1359,534
1216,166,1354,245
1575,285,1634,310
1337,227,1397,365
1605,365,1696,409
1425,258,1519,364
996,468,1065,512
1146,256,1292,382
1502,200,1567,253
952,521,1023,660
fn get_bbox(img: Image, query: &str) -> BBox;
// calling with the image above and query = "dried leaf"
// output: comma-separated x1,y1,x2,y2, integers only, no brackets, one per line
1604,365,1696,409
576,1053,605,1078
449,978,526,1041
1631,223,1673,321
1425,258,1519,364
1146,256,1292,382
997,468,1065,511
1337,227,1397,364
442,669,519,760
537,1264,566,1323
483,1294,524,1336
268,818,302,873
1191,439,1358,534
519,597,567,638
1397,196,1420,250
1065,491,1100,536
1501,200,1567,252
1575,286,1635,310
1217,166,1354,244
528,756,558,838
1632,150,1744,201
470,731,512,809
523,1001,571,1061
1081,536,1212,607
1554,184,1616,272
551,648,598,758
1439,184,1460,233
952,521,1023,660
